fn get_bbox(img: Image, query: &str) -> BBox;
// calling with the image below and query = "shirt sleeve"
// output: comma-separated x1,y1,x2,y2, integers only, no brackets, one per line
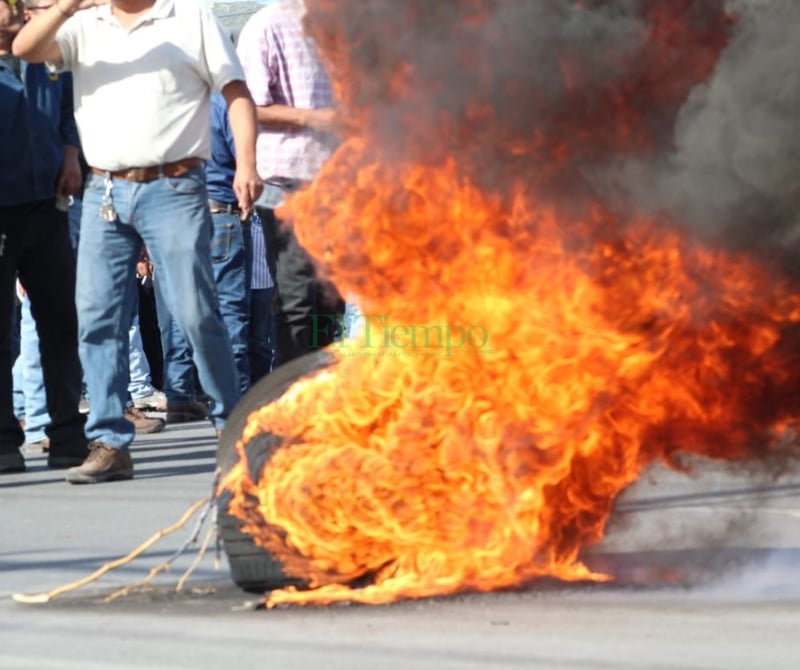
58,73,81,147
212,93,236,160
236,14,277,107
222,102,236,159
198,2,246,92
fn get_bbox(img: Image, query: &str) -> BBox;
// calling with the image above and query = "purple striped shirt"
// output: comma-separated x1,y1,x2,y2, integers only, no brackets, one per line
237,0,337,182
249,212,274,290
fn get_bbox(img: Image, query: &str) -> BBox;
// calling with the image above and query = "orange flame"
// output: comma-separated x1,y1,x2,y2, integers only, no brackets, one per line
221,0,800,607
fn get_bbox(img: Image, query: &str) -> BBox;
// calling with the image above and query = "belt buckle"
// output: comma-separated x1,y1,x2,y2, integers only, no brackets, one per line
208,199,237,215
128,167,148,182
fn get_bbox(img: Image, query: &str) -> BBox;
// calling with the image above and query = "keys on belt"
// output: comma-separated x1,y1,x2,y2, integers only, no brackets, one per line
88,158,203,224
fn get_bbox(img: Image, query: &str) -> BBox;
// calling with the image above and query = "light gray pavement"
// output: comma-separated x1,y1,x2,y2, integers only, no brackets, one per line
2,421,800,669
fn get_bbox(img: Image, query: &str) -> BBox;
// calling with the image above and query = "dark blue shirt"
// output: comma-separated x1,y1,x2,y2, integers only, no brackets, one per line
0,59,80,207
205,92,237,204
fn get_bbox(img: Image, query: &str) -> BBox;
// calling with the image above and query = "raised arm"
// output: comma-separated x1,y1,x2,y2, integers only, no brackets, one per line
12,0,103,63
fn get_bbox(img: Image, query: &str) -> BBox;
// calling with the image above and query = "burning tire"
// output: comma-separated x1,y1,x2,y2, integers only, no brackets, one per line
216,350,337,593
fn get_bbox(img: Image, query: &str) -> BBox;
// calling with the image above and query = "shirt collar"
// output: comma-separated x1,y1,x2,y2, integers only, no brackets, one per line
97,0,175,24
148,0,175,21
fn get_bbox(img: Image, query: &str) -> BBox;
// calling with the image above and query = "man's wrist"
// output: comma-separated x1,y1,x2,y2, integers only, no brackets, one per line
295,108,310,128
55,0,75,18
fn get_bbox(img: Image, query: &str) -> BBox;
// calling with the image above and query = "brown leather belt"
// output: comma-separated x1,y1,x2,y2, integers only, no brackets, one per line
90,158,202,183
208,198,241,215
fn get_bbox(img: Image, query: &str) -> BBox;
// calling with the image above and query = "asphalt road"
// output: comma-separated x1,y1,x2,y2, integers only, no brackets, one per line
2,421,800,669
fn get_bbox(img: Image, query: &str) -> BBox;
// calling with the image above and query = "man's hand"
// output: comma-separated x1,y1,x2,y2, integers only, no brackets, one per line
56,0,108,15
57,145,82,197
233,165,263,220
136,245,153,283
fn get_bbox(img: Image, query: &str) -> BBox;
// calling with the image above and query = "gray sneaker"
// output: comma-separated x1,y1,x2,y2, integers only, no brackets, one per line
65,442,134,484
132,390,167,411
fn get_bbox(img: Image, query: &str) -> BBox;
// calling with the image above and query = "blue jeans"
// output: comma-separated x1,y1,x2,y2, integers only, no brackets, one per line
127,316,157,400
342,300,363,339
77,169,239,448
12,301,23,418
19,198,153,420
249,286,276,383
12,296,50,442
156,210,251,401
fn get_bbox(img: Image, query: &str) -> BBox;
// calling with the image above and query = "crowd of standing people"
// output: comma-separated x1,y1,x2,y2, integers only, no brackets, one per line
0,0,343,483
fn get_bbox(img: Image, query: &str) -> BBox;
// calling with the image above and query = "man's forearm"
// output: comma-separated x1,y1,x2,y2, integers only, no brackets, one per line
12,1,73,63
256,104,310,129
62,144,80,160
222,81,259,169
256,104,336,133
229,99,258,169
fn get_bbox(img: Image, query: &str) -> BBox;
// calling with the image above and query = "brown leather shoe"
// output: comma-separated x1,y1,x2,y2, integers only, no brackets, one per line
124,407,165,434
65,442,133,484
166,400,208,424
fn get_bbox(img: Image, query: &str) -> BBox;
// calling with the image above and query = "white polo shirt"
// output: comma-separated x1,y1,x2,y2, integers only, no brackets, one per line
55,0,243,170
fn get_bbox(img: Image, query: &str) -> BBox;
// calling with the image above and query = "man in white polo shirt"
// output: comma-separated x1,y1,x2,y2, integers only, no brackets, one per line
13,0,263,484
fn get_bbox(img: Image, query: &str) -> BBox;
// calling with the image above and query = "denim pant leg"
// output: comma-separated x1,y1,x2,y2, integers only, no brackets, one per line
210,211,251,395
11,300,24,419
76,175,141,450
127,316,155,399
342,300,365,339
18,202,85,451
11,354,24,420
157,211,251,402
68,197,82,252
136,169,239,428
154,280,197,404
16,296,51,442
249,287,276,383
0,210,25,451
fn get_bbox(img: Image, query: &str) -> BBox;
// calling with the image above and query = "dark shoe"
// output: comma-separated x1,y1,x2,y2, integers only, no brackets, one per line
124,407,165,434
48,439,90,469
0,449,25,474
23,438,50,455
65,442,133,484
166,400,208,424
